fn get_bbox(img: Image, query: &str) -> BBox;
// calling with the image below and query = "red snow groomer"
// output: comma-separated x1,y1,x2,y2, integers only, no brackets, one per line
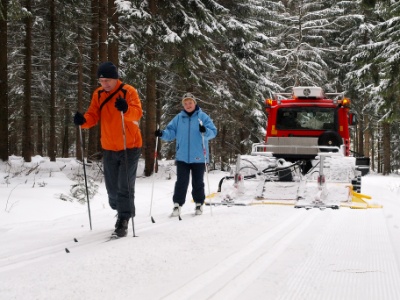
262,86,369,176
215,87,374,209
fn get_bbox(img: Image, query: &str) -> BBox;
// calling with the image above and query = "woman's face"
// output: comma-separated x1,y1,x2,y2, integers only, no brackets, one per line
183,98,196,113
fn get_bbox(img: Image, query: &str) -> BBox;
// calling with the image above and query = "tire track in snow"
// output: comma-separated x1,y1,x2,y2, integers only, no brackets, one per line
160,208,320,300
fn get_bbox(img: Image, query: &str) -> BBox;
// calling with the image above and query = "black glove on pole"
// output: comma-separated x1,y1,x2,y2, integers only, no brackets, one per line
74,112,86,126
115,97,128,113
154,129,163,137
199,124,206,133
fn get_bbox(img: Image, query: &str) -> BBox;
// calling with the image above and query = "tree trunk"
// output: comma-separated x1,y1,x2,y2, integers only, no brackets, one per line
0,0,8,161
370,123,375,172
98,0,108,62
240,127,246,154
357,118,364,155
155,89,161,172
90,0,108,156
37,115,43,156
108,0,118,64
220,125,226,171
48,0,56,161
75,29,84,161
79,0,98,160
352,121,358,154
364,115,370,158
90,0,99,86
62,102,70,158
143,0,158,177
382,121,391,175
22,0,33,162
144,70,157,176
377,124,382,173
87,0,101,155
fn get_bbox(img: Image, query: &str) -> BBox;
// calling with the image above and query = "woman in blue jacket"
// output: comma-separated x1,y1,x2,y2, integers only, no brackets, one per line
155,93,217,216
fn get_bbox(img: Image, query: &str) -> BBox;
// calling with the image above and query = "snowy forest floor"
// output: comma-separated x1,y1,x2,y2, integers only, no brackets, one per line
1,156,400,300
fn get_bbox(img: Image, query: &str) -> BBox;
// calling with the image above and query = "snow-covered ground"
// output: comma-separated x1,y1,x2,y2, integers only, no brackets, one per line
1,156,400,299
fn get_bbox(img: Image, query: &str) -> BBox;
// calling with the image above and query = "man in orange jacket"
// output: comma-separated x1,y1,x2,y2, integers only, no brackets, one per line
74,61,142,237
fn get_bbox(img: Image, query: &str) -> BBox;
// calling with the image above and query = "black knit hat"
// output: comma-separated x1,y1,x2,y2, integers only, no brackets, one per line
97,62,119,79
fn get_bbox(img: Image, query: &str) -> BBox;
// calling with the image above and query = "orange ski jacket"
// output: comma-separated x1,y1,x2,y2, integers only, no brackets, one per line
82,80,143,151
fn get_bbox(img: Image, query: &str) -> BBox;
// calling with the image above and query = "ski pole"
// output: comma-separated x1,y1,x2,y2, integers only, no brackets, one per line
149,125,159,223
79,125,93,230
199,119,212,216
121,112,136,237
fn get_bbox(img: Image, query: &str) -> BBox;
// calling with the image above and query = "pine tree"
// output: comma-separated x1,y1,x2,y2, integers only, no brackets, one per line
372,1,400,174
22,0,33,163
117,0,227,174
209,0,284,167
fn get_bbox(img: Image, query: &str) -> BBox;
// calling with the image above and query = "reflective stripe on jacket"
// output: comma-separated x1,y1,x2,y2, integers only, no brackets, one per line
82,80,143,151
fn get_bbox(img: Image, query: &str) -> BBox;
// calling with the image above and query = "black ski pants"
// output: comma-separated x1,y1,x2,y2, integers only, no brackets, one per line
103,147,141,220
173,160,205,206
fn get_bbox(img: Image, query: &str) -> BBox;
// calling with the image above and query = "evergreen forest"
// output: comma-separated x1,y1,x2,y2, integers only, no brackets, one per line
0,0,399,175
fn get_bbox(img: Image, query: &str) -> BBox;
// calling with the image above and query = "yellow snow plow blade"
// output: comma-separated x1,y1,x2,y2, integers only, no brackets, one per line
206,192,218,199
250,199,296,206
204,188,382,209
341,189,383,209
193,192,218,203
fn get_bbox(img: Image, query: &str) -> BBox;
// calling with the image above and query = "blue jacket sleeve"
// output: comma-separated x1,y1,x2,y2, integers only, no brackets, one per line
198,112,217,140
160,115,179,141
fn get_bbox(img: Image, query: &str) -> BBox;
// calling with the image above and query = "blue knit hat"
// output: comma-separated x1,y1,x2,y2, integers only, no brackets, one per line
97,62,119,79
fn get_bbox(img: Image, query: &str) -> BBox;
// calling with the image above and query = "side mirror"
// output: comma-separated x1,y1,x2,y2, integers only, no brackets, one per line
349,112,357,125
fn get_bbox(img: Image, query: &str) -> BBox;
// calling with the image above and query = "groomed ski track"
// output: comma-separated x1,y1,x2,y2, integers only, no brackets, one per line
1,175,400,299
161,208,400,300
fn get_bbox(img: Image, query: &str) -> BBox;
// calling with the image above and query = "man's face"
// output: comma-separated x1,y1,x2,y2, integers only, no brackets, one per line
98,78,118,92
183,98,196,113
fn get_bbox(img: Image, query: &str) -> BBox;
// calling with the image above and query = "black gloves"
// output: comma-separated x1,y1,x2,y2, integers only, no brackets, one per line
199,124,206,133
154,129,163,137
74,112,86,126
115,97,128,113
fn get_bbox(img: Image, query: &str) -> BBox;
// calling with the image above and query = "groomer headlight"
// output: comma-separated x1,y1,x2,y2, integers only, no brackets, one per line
342,98,350,107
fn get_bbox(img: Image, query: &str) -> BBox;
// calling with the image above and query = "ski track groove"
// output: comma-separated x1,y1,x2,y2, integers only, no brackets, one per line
160,208,318,300
275,209,400,300
0,230,110,272
160,207,400,300
0,208,216,273
3,196,400,299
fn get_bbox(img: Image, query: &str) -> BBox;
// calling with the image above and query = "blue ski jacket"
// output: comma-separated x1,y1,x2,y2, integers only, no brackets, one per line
160,107,217,163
